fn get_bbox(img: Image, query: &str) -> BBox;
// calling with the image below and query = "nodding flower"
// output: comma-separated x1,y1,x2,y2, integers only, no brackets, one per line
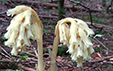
56,17,94,67
4,5,43,55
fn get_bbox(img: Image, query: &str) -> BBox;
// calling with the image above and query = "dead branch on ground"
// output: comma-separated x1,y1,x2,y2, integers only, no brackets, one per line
87,55,113,63
0,46,37,71
95,38,113,53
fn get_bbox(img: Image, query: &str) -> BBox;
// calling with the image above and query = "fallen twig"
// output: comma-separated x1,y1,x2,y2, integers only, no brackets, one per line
0,46,37,70
43,53,49,56
0,46,11,57
25,52,38,58
86,22,113,29
95,38,113,53
56,61,66,71
0,51,12,60
0,11,6,14
0,60,36,71
87,55,113,63
27,57,38,62
33,47,38,59
15,63,36,71
103,61,113,64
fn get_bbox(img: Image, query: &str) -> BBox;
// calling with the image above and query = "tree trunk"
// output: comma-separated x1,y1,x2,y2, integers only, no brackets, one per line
58,0,65,20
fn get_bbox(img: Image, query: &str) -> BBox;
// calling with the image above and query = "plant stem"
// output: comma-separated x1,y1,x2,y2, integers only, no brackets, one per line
37,38,44,71
50,28,59,71
36,22,44,71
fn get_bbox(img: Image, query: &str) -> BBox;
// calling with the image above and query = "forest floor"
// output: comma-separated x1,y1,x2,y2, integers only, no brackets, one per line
0,0,113,71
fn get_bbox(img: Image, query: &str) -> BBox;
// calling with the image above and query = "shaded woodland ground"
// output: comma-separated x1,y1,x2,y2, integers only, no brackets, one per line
0,0,113,71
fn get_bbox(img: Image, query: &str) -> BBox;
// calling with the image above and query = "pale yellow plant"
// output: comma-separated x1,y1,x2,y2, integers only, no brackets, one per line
4,5,94,71
50,17,94,69
4,5,44,71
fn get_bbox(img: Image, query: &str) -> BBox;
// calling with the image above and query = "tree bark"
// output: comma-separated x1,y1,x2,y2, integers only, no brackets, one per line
58,0,65,20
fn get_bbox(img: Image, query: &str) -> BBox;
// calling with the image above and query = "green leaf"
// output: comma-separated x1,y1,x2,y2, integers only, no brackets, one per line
23,55,28,58
95,46,104,51
101,11,106,14
1,36,6,40
49,10,52,12
45,10,49,12
0,62,3,64
20,51,25,54
20,57,26,61
83,59,86,62
43,29,50,33
17,58,21,62
83,2,88,4
109,64,113,67
66,11,69,14
18,67,24,71
1,0,8,3
94,34,103,38
3,69,16,71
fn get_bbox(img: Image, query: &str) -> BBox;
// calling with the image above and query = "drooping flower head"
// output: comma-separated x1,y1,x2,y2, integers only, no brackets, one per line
56,17,94,67
4,5,43,55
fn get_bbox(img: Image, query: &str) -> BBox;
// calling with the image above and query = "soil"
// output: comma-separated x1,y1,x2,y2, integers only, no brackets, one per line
0,0,113,71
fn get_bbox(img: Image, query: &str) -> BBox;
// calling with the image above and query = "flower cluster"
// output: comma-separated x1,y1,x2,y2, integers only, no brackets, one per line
4,5,43,55
57,17,94,67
